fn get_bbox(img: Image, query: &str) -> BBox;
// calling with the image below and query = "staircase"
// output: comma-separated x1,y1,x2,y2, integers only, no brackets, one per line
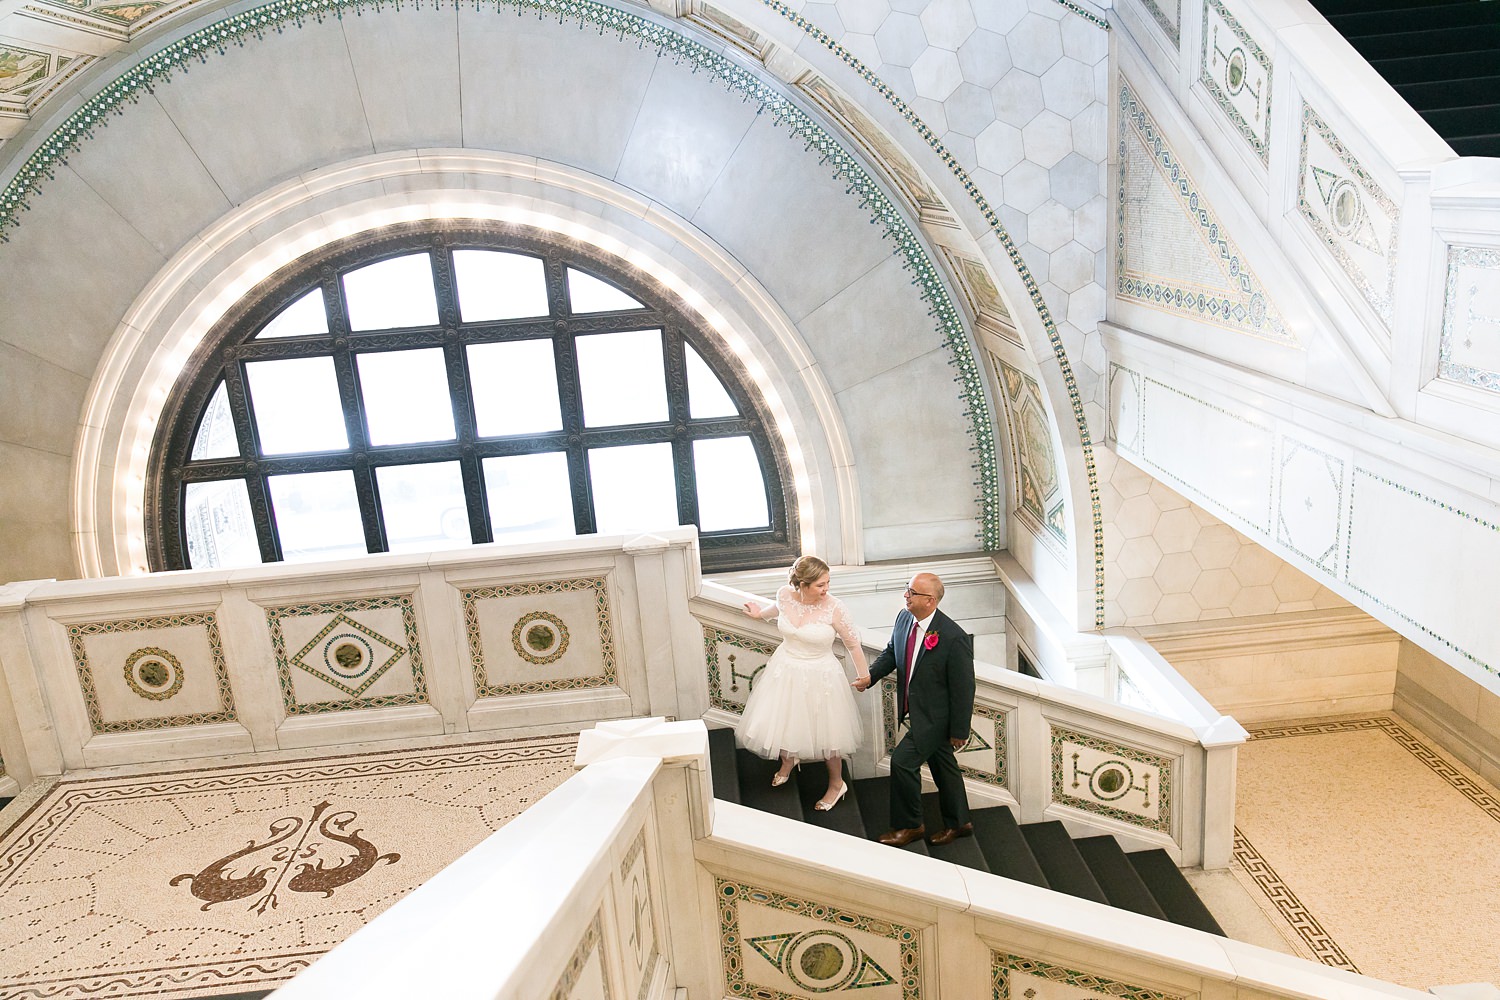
708,728,1226,936
1309,0,1500,158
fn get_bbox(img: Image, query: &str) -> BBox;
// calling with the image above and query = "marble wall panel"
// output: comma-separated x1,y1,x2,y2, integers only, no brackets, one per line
341,6,463,152
1438,245,1500,393
1199,0,1272,163
551,909,612,1000
798,255,941,395
611,825,661,999
991,952,1189,1000
264,594,428,716
1049,723,1171,834
0,344,88,457
704,624,777,716
463,576,617,699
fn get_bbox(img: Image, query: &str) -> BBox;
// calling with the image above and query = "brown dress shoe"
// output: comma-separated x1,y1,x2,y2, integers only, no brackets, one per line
927,822,974,846
877,826,926,847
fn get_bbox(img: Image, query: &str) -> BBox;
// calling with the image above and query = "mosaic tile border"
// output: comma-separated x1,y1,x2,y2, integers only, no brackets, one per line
1137,0,1181,46
1344,467,1495,676
551,909,613,1000
618,826,660,1000
464,576,618,697
992,951,1187,1000
703,623,778,715
996,358,1069,549
761,0,1106,626
66,611,237,734
265,594,430,716
1117,80,1292,344
1231,827,1358,972
716,876,921,1000
1199,0,1272,163
1049,723,1173,834
1296,101,1400,328
960,703,1009,788
1438,244,1500,392
1275,437,1344,572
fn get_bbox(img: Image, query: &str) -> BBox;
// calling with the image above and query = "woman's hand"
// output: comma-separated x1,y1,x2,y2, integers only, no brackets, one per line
851,675,871,692
742,600,761,618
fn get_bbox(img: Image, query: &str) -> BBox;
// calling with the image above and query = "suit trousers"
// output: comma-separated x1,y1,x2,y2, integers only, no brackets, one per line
888,732,970,830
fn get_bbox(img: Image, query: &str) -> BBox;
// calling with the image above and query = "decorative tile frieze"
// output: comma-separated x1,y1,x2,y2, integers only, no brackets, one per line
1137,0,1181,46
464,576,617,697
1117,81,1293,344
1199,0,1271,163
1438,245,1500,393
551,909,613,1000
1297,102,1400,329
1276,439,1344,574
941,246,1020,347
67,612,237,734
0,43,67,105
1049,724,1172,834
717,877,919,999
704,624,778,715
995,358,1068,547
264,594,429,716
616,826,660,1000
29,0,168,26
992,952,1189,1000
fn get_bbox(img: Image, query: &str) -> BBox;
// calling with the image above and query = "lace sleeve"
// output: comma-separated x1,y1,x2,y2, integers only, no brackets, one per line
831,599,869,678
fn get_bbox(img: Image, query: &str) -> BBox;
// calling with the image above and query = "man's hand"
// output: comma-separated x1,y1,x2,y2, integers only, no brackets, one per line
949,737,965,749
851,676,871,692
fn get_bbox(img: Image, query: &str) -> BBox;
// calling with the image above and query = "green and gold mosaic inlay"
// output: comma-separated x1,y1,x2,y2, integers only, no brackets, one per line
992,952,1189,1000
67,612,236,734
464,576,617,697
704,623,778,714
264,594,429,716
1050,724,1173,834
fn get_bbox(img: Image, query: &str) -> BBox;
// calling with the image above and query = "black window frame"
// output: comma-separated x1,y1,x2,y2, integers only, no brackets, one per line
147,222,799,573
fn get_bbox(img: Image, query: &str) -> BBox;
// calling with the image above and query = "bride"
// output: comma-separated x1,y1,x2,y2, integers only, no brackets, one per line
737,556,870,811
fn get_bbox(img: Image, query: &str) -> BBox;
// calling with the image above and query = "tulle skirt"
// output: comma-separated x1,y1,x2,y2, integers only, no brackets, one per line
736,645,864,760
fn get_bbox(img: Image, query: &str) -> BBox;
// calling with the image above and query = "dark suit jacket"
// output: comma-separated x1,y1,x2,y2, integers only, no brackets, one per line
868,608,975,750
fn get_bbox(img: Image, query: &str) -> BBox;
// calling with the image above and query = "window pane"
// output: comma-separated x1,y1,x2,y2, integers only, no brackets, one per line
694,437,769,530
589,443,678,534
245,357,348,455
268,470,367,562
468,340,563,436
256,289,328,339
575,329,668,427
190,381,239,460
183,480,260,569
454,250,548,322
483,452,575,543
342,252,438,331
685,343,738,418
568,267,644,313
376,461,469,552
356,349,456,445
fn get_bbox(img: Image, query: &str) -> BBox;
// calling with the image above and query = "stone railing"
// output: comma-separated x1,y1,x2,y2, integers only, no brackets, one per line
691,580,1245,868
272,716,1430,1000
0,527,705,787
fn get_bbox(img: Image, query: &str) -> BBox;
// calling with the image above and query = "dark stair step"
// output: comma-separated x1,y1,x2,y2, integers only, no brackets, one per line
1422,103,1500,136
796,761,866,838
919,793,988,872
1020,821,1108,905
1074,836,1169,920
1310,0,1485,14
1326,1,1497,36
708,727,742,805
1368,48,1498,84
1128,849,1227,937
1347,22,1500,60
972,807,1050,889
734,748,805,822
1450,133,1500,157
1395,75,1500,112
852,776,929,856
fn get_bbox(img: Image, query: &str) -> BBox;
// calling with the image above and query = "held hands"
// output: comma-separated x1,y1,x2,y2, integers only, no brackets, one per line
850,675,871,692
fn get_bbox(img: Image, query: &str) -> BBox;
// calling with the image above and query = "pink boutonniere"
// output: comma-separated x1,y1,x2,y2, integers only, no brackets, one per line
923,633,939,651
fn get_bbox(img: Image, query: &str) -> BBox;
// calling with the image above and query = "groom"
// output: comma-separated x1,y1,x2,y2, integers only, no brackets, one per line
854,572,975,847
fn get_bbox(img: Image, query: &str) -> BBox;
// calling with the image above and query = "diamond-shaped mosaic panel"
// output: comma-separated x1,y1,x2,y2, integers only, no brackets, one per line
464,577,616,698
992,952,1191,999
718,878,919,1000
67,613,236,734
265,596,428,716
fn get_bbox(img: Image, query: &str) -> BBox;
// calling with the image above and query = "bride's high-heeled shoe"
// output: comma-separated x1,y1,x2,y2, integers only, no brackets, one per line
771,757,799,787
814,783,848,811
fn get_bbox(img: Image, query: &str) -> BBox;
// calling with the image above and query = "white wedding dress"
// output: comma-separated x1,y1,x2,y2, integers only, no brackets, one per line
737,585,867,760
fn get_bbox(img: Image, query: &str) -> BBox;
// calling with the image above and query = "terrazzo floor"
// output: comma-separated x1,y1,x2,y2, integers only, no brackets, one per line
1232,715,1500,991
0,733,577,999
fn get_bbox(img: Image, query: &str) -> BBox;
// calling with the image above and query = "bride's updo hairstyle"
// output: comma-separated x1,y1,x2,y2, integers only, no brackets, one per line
789,555,831,590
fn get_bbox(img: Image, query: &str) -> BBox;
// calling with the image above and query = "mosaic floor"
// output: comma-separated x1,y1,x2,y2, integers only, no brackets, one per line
1233,715,1500,991
0,734,577,999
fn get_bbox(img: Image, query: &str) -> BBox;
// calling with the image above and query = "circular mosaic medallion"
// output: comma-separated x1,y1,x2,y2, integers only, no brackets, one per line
783,930,859,992
322,633,375,679
1089,760,1134,801
123,647,184,701
511,611,569,665
1225,48,1247,94
1329,180,1362,236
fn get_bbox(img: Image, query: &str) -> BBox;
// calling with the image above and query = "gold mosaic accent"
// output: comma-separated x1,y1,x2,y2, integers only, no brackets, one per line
992,952,1189,1000
67,612,236,734
703,623,777,714
551,909,614,1000
512,610,570,665
122,646,184,701
465,576,617,697
717,877,919,999
265,595,429,716
1049,724,1172,834
959,704,1008,788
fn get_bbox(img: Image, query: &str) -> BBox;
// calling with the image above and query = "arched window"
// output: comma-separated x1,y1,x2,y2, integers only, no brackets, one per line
148,223,798,573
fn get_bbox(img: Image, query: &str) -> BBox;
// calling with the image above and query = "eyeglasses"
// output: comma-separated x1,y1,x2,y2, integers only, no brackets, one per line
904,587,933,598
